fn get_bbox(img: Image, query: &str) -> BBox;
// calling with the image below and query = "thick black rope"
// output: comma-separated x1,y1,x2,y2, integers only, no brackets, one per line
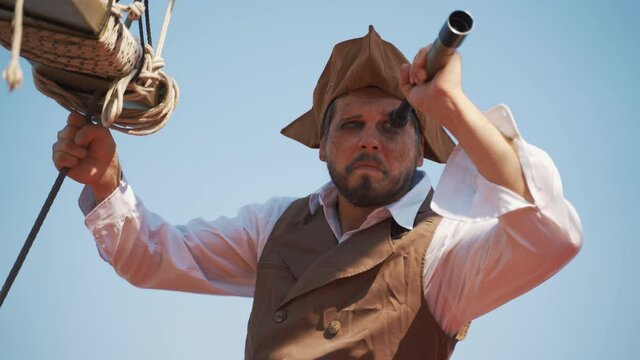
130,14,146,83
123,0,155,84
143,0,152,48
0,92,101,309
1,1,156,308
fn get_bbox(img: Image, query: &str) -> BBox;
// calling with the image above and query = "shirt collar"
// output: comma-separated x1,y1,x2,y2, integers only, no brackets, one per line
308,170,432,230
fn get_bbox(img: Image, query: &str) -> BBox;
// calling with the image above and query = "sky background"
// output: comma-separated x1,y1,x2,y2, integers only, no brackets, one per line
0,0,638,359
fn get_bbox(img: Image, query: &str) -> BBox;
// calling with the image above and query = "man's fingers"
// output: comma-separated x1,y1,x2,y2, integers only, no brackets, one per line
410,47,429,85
52,138,87,170
57,125,79,141
52,150,79,170
399,64,412,97
445,51,462,71
67,112,86,128
74,123,108,147
52,139,87,159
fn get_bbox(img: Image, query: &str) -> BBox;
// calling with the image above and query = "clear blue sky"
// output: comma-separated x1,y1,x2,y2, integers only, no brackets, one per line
1,0,638,359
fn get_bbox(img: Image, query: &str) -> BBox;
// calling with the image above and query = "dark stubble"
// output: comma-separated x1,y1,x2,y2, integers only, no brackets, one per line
327,153,418,208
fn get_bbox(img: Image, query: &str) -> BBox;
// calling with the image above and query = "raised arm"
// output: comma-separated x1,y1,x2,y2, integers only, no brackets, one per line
400,46,532,202
400,47,582,335
52,112,294,296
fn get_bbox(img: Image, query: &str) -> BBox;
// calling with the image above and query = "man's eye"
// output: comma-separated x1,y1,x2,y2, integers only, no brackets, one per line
381,120,400,133
341,121,361,129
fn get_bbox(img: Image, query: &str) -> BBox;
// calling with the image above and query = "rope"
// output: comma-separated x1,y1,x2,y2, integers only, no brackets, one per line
130,12,147,83
2,0,179,135
101,0,179,135
0,0,179,307
155,0,176,58
143,0,153,47
0,92,101,309
126,1,145,21
1,0,24,90
33,40,179,135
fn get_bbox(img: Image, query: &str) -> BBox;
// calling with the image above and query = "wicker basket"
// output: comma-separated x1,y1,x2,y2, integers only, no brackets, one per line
0,12,141,80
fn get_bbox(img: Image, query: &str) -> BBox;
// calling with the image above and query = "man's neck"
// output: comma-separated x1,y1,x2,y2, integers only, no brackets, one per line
336,194,378,234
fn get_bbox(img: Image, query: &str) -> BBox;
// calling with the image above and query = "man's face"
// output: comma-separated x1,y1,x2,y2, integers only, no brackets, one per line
319,87,424,207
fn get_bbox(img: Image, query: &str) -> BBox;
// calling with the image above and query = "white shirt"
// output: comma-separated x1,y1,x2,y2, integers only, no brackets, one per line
79,104,583,336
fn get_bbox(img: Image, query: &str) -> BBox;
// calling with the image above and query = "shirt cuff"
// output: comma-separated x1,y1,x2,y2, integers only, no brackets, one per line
78,175,138,262
431,104,540,222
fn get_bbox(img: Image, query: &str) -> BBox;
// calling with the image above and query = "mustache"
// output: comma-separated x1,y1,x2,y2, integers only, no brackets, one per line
346,153,387,175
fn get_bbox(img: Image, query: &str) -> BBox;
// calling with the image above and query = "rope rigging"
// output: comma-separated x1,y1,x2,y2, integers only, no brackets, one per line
1,0,179,135
0,0,178,308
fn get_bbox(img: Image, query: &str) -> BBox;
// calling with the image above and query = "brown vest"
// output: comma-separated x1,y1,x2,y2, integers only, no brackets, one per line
245,192,458,359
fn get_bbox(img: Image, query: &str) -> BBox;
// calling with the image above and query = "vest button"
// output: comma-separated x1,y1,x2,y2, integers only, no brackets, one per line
325,320,341,338
273,309,287,323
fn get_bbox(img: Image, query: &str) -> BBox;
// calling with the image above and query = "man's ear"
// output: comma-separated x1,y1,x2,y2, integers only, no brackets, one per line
319,138,327,162
416,136,424,167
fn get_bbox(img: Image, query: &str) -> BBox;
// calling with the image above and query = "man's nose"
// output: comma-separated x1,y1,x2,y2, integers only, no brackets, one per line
358,128,381,151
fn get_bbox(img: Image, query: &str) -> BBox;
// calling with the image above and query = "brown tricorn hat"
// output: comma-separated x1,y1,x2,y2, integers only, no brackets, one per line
281,25,455,163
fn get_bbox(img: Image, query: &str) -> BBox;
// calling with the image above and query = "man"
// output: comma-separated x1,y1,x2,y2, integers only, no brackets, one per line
52,27,582,359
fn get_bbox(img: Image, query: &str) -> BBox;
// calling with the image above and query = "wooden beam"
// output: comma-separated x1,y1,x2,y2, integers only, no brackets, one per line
0,0,110,37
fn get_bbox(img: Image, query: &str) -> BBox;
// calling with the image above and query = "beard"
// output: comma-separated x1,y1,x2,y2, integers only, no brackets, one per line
327,153,418,208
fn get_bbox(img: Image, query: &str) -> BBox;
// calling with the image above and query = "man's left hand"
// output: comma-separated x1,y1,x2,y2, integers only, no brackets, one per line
399,44,465,132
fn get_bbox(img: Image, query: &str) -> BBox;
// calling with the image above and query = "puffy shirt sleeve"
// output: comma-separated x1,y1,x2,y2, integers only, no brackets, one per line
424,104,583,336
79,177,296,297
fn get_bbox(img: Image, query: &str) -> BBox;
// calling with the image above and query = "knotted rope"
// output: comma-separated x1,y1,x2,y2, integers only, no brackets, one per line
1,0,23,90
0,0,178,309
2,0,179,135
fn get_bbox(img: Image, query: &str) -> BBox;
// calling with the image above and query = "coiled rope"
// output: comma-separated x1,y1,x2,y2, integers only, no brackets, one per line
2,0,179,135
0,0,178,309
